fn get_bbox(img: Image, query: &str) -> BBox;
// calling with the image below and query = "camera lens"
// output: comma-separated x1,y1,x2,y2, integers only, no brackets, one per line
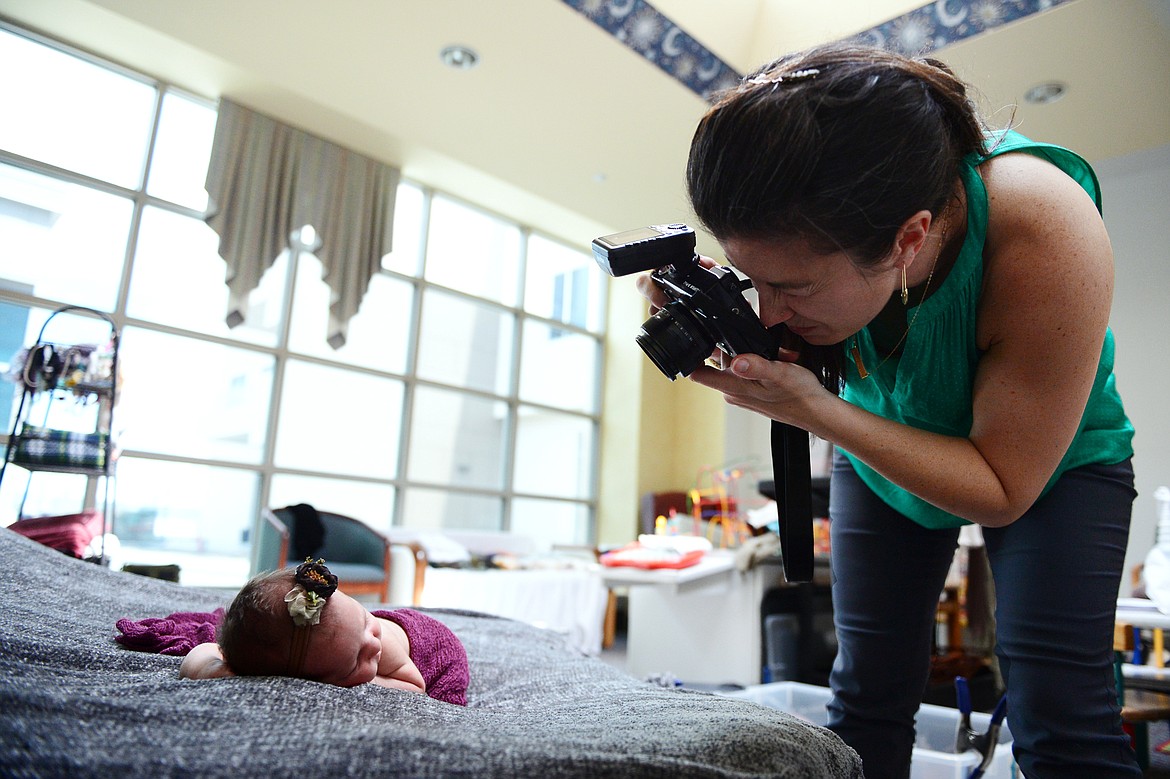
636,304,715,379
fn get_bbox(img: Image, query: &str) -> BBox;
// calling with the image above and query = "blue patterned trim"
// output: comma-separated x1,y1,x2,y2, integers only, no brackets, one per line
560,0,741,100
853,0,1076,55
560,0,1074,99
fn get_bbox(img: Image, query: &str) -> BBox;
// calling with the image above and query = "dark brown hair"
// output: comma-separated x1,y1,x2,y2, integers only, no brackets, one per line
217,568,298,676
686,42,987,388
689,42,985,260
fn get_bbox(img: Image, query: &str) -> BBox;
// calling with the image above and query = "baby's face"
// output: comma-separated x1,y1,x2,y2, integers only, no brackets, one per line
301,591,383,687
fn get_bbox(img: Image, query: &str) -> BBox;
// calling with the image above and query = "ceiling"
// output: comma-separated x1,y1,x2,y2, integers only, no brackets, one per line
1,0,1168,260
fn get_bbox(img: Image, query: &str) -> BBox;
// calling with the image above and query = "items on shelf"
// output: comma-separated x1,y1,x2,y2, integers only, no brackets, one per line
1,306,121,564
12,425,109,470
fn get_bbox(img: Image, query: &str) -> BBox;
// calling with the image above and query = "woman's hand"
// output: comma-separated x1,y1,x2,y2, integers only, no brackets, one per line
633,254,722,312
686,348,827,427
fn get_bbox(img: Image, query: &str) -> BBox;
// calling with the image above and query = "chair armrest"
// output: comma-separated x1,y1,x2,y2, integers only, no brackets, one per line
391,541,427,606
252,509,290,576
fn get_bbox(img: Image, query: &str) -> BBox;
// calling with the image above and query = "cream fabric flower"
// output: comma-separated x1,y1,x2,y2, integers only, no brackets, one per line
285,586,325,626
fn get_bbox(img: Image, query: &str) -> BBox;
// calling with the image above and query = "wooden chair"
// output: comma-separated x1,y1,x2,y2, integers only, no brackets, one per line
253,507,394,600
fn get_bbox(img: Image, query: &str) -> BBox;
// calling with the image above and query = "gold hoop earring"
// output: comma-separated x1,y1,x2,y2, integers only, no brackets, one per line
900,265,909,306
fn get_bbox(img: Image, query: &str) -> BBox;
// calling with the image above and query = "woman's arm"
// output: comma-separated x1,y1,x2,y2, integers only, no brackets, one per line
179,642,236,680
692,153,1113,527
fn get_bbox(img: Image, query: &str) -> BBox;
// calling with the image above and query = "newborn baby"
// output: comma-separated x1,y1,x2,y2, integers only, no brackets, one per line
180,559,468,705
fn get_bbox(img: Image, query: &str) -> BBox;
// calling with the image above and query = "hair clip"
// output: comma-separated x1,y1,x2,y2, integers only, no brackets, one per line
285,558,338,627
742,67,821,91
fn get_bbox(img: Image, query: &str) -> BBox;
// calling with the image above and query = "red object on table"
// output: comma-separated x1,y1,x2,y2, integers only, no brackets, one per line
599,544,705,570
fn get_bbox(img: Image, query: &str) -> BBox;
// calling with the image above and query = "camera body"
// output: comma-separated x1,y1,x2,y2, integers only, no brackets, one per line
592,223,778,379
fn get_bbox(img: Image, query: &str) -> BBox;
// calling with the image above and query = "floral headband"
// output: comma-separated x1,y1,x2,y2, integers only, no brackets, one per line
285,558,339,674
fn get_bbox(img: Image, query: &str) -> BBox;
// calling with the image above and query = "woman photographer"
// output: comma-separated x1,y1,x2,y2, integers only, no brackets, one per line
640,43,1138,776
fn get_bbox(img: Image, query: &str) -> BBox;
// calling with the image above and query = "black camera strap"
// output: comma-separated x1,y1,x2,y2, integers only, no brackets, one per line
770,420,813,582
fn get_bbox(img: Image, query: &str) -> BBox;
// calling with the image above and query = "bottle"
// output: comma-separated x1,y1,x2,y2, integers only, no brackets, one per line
1142,486,1170,616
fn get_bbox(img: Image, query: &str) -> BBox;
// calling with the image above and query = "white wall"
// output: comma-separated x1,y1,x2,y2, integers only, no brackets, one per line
721,142,1170,593
1097,142,1170,591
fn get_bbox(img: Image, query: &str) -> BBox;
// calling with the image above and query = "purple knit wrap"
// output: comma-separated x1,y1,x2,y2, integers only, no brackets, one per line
115,609,224,656
373,609,469,706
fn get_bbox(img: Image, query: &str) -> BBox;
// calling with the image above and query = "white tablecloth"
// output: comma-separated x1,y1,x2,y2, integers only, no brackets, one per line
419,566,609,656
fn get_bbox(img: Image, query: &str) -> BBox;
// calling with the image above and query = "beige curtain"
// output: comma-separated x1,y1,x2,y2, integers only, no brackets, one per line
204,98,400,348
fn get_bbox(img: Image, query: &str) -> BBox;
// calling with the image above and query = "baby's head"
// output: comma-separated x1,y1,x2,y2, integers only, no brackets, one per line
219,560,383,687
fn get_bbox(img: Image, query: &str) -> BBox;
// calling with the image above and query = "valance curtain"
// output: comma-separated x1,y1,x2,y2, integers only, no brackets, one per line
204,98,400,348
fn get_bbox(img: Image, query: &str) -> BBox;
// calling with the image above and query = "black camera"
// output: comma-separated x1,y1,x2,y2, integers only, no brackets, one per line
591,223,778,380
592,223,813,583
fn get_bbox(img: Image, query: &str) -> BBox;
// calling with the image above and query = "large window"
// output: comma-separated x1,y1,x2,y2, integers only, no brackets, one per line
0,24,605,587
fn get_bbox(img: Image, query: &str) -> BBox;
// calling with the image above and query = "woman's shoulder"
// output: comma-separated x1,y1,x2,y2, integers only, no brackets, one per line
974,151,1113,347
979,152,1106,261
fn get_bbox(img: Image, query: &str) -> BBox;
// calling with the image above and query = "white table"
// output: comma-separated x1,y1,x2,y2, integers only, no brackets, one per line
1116,598,1170,688
600,550,793,686
1118,597,1170,630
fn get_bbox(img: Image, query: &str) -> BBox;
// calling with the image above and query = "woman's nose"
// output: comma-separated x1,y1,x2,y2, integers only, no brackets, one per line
756,293,794,329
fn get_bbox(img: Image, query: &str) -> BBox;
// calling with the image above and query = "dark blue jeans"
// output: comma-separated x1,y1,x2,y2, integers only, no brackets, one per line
826,454,1140,778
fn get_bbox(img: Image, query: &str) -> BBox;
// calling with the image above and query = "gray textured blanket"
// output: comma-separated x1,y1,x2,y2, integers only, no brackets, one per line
0,530,861,778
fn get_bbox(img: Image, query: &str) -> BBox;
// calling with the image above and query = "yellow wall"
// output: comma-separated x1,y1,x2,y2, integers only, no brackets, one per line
596,279,726,546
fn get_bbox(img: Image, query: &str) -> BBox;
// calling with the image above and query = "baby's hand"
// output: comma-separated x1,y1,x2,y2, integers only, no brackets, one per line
180,642,236,680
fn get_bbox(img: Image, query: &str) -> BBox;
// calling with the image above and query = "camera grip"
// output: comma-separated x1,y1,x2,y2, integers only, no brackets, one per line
770,420,814,582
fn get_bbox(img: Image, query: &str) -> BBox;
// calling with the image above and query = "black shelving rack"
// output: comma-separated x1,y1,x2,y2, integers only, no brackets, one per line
1,305,120,562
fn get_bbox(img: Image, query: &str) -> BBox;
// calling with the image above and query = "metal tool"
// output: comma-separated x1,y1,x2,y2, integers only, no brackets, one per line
955,675,1009,779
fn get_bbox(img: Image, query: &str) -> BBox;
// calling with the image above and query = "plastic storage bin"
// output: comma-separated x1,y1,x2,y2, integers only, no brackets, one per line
726,681,1017,779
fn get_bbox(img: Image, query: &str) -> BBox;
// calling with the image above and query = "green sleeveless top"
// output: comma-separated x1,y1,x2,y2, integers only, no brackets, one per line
838,130,1134,529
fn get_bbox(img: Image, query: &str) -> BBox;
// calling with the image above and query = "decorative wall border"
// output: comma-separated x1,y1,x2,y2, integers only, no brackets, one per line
560,0,741,100
853,0,1076,55
561,0,1076,100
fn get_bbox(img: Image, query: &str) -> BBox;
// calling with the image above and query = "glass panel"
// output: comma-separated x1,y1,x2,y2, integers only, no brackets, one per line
518,320,599,413
416,289,513,395
0,301,31,430
18,386,101,439
287,253,412,373
381,182,424,276
512,407,595,500
267,474,395,533
127,206,285,345
113,457,257,588
146,90,216,211
0,162,132,311
0,468,90,525
274,359,404,479
525,234,605,332
0,304,115,431
424,195,520,305
510,498,591,547
116,328,274,463
0,28,156,189
406,386,507,490
401,487,501,532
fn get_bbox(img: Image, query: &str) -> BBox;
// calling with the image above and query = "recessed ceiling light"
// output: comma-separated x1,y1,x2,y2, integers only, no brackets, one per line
440,45,479,70
1023,81,1068,105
